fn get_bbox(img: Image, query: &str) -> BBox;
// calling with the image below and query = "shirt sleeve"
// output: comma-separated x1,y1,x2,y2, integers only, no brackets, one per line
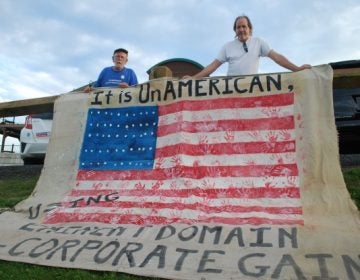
259,38,271,57
215,44,228,63
129,69,138,86
93,68,105,88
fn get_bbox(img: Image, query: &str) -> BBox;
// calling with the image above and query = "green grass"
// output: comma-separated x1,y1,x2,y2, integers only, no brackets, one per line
0,168,359,279
0,177,38,208
0,260,156,280
343,167,360,209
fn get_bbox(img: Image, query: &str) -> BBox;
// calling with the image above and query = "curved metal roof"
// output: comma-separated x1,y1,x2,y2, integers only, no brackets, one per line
330,60,360,69
146,58,204,74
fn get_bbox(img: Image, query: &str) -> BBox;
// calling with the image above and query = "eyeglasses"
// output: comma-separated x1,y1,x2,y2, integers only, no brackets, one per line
243,42,248,53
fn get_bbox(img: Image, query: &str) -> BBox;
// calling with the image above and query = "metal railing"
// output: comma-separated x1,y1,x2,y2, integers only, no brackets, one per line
1,117,15,124
0,144,21,153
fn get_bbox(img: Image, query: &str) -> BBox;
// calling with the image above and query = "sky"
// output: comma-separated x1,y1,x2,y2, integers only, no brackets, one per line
1,0,360,149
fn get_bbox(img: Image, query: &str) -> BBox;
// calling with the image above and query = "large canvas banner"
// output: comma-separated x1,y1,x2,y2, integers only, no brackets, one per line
0,65,359,279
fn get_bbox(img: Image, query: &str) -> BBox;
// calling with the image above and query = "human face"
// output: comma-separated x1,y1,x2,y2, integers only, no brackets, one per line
235,18,251,42
112,51,128,69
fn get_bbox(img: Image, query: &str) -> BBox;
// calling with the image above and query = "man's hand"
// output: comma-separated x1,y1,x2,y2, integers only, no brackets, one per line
297,64,312,71
182,75,192,79
119,82,129,88
83,86,93,93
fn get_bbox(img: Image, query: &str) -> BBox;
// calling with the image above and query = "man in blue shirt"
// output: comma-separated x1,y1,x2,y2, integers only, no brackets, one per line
85,48,138,92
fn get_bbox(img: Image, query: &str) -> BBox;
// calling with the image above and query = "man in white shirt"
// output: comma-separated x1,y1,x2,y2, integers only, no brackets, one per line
188,15,311,78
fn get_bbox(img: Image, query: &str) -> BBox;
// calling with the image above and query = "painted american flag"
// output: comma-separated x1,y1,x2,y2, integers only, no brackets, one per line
44,92,303,226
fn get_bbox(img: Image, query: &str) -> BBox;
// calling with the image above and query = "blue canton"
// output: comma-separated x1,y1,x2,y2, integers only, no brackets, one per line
79,106,158,170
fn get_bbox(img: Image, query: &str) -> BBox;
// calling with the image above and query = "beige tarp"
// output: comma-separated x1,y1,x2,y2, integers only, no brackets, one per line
0,65,359,279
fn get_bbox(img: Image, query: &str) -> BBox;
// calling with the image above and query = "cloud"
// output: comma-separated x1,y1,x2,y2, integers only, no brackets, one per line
0,0,359,104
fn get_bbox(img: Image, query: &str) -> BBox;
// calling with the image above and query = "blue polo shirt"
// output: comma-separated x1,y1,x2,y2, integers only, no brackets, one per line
94,66,138,87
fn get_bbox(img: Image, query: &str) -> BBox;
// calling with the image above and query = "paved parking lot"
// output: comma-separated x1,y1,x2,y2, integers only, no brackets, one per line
340,154,360,167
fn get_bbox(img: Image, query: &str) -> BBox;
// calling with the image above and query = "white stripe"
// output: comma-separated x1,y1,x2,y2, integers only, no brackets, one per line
75,176,299,190
159,105,294,125
154,153,296,168
51,207,302,221
156,129,295,148
60,195,302,208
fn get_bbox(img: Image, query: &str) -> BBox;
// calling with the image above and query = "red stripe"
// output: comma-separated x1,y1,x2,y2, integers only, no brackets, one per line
157,116,294,137
64,200,303,215
159,93,294,115
43,212,303,226
68,187,300,199
77,164,298,180
155,141,295,157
